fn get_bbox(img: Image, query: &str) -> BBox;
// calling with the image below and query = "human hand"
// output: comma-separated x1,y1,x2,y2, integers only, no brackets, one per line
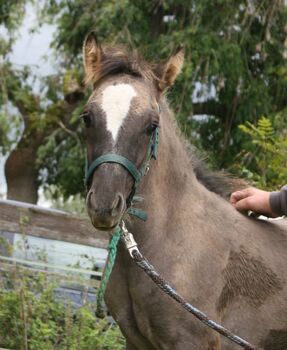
230,187,277,217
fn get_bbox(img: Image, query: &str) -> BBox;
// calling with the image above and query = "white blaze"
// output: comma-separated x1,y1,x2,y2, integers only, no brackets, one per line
101,84,137,140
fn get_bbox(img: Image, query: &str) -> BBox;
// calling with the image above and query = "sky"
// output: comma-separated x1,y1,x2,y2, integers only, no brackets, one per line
0,5,56,198
10,5,56,75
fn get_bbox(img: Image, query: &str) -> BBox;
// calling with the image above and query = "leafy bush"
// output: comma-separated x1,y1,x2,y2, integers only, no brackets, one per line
233,115,287,190
0,268,125,350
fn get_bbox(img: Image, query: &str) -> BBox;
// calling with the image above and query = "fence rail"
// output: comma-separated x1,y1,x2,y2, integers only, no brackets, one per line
0,255,102,278
0,199,109,282
0,261,101,289
0,199,109,248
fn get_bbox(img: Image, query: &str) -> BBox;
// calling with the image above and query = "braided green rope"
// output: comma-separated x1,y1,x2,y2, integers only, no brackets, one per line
96,226,122,318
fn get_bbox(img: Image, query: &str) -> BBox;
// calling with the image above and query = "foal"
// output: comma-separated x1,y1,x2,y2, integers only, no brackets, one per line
82,31,287,350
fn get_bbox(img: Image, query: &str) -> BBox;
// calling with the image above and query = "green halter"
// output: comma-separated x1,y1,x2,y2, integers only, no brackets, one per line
85,127,159,208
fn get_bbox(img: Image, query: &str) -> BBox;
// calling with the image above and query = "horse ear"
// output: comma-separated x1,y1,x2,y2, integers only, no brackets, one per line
155,47,184,91
83,31,103,86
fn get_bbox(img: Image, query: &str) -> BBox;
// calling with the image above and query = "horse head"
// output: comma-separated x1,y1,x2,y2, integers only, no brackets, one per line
82,31,183,231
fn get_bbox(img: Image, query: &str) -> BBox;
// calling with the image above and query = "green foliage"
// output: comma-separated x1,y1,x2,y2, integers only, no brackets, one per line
0,0,33,65
43,189,87,214
0,111,13,154
0,0,27,31
0,0,29,55
234,115,287,190
0,65,25,155
37,101,86,200
0,268,125,349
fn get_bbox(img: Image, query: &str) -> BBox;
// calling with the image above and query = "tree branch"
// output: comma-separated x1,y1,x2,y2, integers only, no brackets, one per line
192,100,228,119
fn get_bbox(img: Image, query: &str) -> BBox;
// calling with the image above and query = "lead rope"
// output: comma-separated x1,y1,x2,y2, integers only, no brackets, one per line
131,249,260,350
97,221,261,350
96,207,147,318
96,226,122,318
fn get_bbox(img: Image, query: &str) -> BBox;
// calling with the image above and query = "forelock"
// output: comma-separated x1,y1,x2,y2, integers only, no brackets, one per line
85,46,156,87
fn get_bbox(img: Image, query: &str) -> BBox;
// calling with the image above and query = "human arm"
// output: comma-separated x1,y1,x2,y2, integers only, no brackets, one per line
269,186,287,216
230,186,287,217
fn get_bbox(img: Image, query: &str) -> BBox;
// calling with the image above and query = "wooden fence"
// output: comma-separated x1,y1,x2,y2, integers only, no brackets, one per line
0,200,115,350
0,199,110,280
0,199,109,248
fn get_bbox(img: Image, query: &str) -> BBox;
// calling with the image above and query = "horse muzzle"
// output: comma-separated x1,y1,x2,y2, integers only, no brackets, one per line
86,189,126,231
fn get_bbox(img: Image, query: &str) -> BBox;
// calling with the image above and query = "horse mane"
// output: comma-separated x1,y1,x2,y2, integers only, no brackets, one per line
86,45,157,86
163,99,247,200
187,145,247,200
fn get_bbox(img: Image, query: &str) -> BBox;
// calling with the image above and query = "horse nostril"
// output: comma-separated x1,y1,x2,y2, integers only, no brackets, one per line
86,189,125,224
111,193,125,217
86,190,94,208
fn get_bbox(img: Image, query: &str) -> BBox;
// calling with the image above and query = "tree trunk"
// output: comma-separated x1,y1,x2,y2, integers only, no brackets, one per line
4,70,83,204
5,140,39,204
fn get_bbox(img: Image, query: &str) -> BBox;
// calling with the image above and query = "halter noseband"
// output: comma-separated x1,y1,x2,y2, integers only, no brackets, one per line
85,127,159,207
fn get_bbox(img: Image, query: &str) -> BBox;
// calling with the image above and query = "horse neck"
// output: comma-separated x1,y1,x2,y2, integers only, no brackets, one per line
137,103,206,233
148,102,200,189
128,103,238,271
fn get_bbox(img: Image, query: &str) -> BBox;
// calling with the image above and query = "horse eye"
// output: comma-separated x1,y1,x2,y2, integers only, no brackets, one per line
81,112,92,128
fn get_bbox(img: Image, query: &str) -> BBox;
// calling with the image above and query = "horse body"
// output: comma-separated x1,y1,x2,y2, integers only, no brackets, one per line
105,100,287,350
82,32,287,349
